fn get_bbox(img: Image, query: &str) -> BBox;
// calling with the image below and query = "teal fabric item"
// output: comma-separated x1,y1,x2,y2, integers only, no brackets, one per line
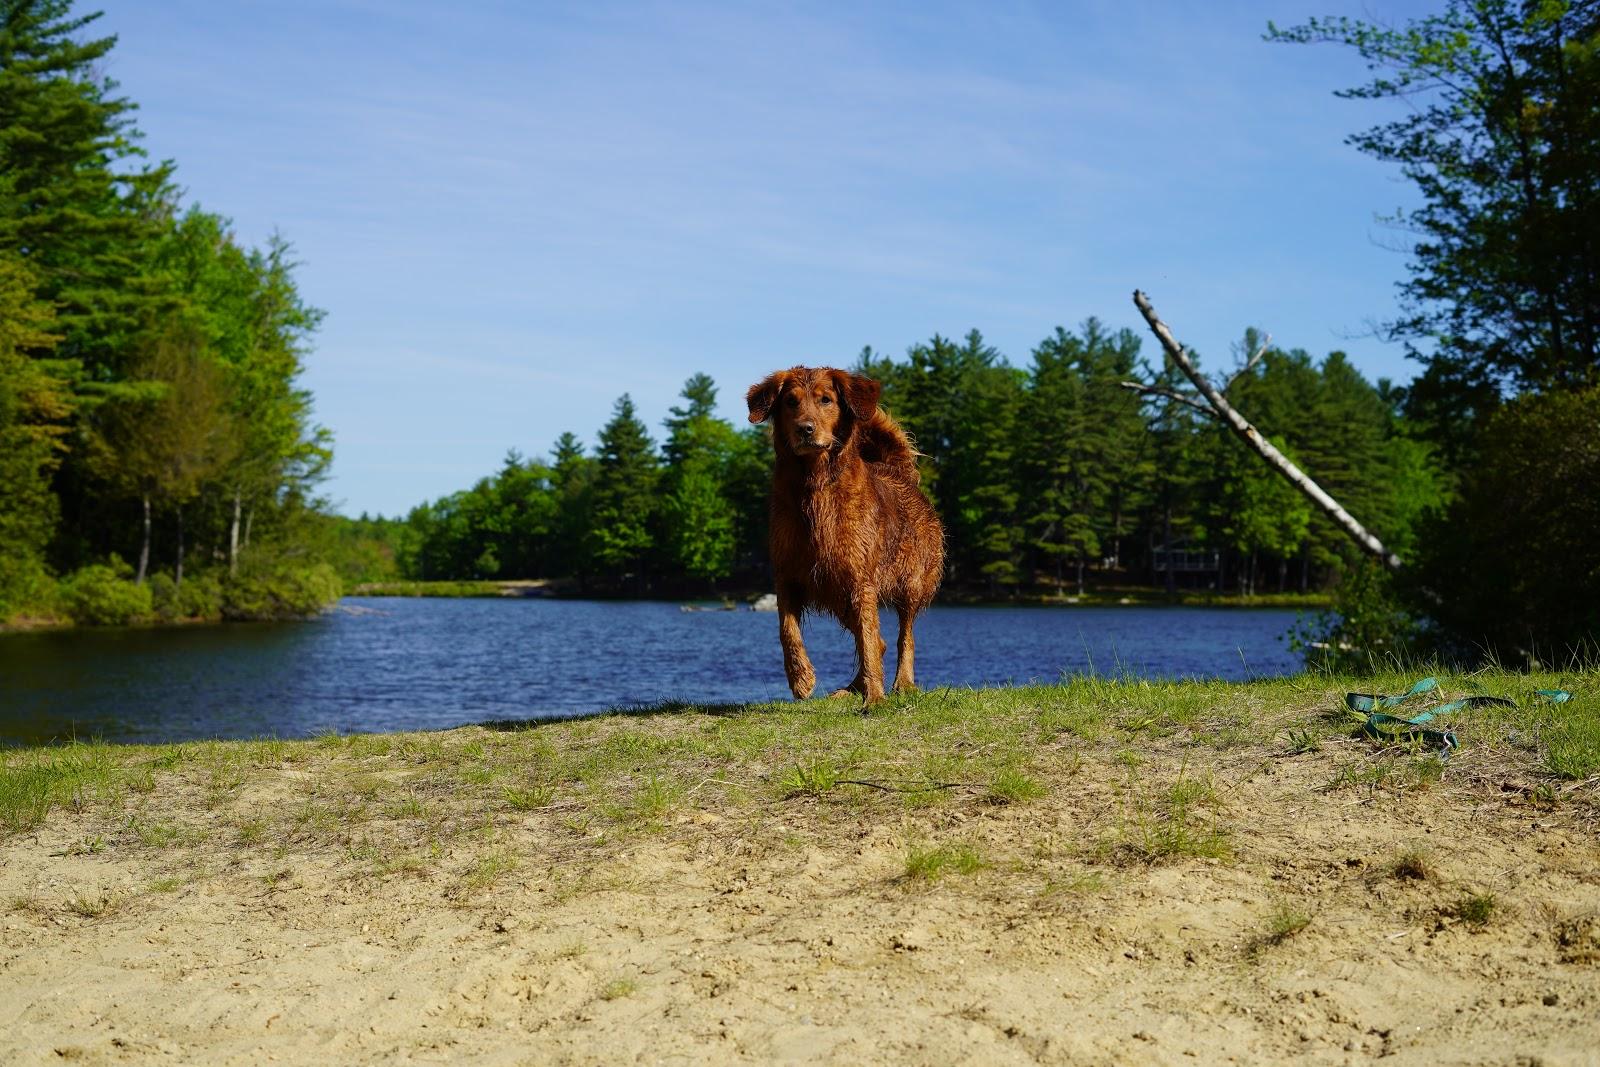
1343,680,1573,760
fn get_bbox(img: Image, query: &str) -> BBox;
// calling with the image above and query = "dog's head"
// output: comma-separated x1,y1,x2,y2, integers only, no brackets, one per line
746,367,881,457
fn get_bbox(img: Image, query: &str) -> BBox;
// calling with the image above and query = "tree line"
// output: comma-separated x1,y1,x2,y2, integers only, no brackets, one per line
349,324,1437,602
361,0,1600,661
0,0,337,625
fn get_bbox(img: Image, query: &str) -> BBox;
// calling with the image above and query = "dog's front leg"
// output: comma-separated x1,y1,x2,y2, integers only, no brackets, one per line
777,586,815,699
853,586,887,707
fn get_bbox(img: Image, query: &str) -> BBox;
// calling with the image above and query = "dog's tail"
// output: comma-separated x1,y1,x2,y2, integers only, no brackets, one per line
857,409,924,484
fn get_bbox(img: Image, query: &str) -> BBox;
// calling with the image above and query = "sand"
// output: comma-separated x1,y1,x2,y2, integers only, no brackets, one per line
2,720,1598,1066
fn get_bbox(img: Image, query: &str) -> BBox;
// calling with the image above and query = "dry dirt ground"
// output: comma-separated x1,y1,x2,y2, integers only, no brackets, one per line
2,692,1598,1066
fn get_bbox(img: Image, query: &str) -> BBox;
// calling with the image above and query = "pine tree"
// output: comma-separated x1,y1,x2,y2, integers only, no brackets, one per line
0,254,68,615
587,395,658,585
660,374,738,585
1022,326,1109,595
0,0,176,378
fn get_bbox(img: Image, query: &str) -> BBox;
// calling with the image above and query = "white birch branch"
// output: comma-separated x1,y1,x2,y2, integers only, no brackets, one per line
1131,289,1404,572
1225,333,1272,392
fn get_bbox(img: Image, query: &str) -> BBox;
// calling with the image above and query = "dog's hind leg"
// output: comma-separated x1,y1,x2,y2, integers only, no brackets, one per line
777,587,816,699
891,604,918,693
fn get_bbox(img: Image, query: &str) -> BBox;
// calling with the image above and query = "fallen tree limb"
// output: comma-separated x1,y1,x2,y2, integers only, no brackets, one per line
1130,289,1403,572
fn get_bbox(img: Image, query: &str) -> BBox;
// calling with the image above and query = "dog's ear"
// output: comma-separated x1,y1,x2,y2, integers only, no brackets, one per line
834,371,880,421
746,371,787,424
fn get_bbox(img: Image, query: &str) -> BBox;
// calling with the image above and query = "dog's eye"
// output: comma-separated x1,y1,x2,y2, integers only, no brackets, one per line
785,394,800,407
818,395,832,406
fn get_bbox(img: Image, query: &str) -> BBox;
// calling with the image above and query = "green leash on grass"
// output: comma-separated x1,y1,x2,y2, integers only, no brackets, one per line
1344,677,1573,759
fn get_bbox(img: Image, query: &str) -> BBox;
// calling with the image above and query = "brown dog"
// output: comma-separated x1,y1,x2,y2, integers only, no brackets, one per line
746,367,944,706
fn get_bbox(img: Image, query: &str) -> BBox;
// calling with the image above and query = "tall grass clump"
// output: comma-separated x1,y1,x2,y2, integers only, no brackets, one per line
0,742,124,831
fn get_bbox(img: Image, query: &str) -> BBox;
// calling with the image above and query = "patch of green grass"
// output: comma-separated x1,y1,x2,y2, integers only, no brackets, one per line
461,850,518,893
1328,759,1397,793
1040,870,1107,897
597,977,637,1001
385,794,428,820
1449,892,1498,926
554,938,588,959
1545,712,1600,780
1115,774,1230,863
986,767,1044,805
131,817,193,849
65,892,118,919
0,742,125,832
350,580,505,598
904,841,985,882
626,774,682,822
778,758,841,798
1392,847,1433,881
147,875,184,893
1284,728,1321,755
504,783,554,810
1261,901,1313,944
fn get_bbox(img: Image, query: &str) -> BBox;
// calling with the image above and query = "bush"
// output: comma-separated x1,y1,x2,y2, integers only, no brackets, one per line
1289,560,1420,670
0,555,59,623
222,560,341,621
60,560,152,626
149,573,224,622
1411,385,1600,663
148,573,179,621
179,574,224,619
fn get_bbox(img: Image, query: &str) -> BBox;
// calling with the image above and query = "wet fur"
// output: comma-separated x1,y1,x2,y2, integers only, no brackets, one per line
746,366,944,706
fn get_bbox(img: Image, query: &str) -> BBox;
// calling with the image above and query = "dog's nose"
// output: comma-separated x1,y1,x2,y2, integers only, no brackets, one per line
798,422,815,438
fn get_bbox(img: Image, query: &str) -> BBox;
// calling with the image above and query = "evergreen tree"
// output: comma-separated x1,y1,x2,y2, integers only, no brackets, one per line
587,395,658,584
1076,320,1152,573
660,374,739,585
0,0,175,379
1022,326,1108,595
0,254,68,613
548,431,594,581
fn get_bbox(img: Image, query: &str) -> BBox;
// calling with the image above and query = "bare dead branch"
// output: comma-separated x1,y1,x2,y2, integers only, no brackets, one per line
1118,380,1217,419
1225,333,1272,393
1131,289,1403,572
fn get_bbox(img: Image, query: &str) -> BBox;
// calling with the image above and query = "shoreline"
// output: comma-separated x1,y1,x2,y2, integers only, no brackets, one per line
2,586,1333,637
347,580,1336,611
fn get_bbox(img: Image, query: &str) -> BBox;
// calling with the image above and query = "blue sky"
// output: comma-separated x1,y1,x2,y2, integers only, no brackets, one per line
98,1,1437,517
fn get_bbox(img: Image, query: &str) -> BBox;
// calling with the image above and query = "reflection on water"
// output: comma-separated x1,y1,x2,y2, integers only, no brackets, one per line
0,598,1304,745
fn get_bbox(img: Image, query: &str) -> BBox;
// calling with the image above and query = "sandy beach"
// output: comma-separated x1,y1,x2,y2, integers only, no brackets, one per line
3,679,1597,1065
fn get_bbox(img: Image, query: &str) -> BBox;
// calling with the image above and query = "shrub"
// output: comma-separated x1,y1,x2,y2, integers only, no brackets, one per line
60,560,152,626
178,574,223,619
148,573,179,621
0,555,59,623
1411,385,1600,663
222,560,341,620
150,573,224,622
1289,560,1420,670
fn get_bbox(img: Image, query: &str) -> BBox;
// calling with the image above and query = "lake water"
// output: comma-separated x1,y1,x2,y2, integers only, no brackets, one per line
0,598,1306,746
